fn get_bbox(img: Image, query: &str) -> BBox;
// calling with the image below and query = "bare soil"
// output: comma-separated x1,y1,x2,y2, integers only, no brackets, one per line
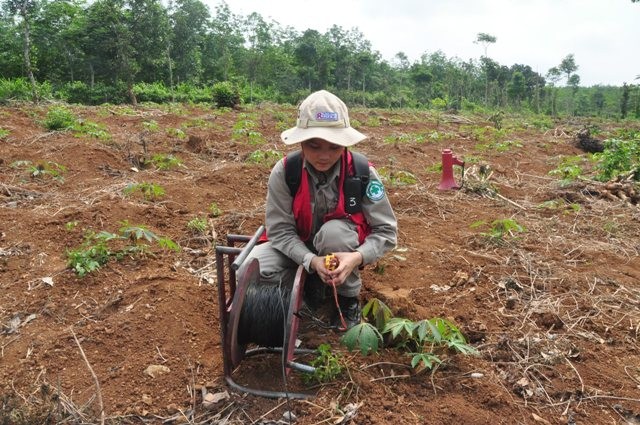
1,103,639,425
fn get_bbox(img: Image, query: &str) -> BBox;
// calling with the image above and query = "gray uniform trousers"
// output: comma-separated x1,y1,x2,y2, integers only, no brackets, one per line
240,219,362,298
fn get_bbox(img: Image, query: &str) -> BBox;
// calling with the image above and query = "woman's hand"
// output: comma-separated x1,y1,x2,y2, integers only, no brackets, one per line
312,252,363,286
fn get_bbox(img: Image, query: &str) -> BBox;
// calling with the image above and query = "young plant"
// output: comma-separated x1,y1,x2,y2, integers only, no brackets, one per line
186,216,208,234
66,230,116,277
470,218,526,244
150,154,182,171
302,343,343,384
119,221,180,253
123,182,166,201
208,202,223,217
548,155,585,185
0,127,9,139
11,160,67,181
66,222,179,277
246,149,282,166
341,298,477,372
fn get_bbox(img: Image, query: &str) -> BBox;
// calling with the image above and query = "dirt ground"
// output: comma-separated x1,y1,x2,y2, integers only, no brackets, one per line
1,102,639,425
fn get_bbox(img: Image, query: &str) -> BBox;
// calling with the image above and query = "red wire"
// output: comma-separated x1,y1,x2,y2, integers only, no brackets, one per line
330,281,347,331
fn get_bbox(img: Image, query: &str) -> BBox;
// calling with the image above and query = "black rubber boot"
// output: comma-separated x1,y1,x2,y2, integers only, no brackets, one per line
332,295,361,331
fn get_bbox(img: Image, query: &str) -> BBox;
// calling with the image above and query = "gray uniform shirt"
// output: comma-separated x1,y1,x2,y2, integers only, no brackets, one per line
265,153,398,272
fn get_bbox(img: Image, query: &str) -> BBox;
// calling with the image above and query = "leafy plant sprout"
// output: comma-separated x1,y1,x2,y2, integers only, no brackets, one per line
150,154,182,170
246,149,282,166
470,218,526,245
208,202,222,217
66,221,179,277
10,160,67,181
302,343,343,384
123,182,166,201
340,298,477,371
186,216,208,234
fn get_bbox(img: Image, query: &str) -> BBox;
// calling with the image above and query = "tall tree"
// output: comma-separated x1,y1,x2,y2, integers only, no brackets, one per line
5,0,39,100
0,6,23,78
474,32,496,57
169,0,209,84
546,67,562,116
205,1,243,81
33,0,86,83
128,0,170,83
475,33,497,105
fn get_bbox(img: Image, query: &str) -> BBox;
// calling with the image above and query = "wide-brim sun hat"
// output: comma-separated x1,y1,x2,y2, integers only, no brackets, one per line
281,90,367,147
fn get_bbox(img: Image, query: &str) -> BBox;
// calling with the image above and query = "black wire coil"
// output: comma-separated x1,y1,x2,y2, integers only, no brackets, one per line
238,280,293,347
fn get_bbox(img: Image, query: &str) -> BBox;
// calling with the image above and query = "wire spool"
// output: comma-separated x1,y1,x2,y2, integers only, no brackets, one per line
237,280,293,347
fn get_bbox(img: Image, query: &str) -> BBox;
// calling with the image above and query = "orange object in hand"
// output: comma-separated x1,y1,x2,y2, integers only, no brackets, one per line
324,254,339,271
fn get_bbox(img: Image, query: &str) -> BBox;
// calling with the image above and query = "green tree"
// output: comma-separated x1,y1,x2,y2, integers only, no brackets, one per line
621,82,630,119
0,7,23,77
475,32,496,105
205,1,243,81
169,0,209,84
128,0,171,83
507,70,526,106
546,66,562,116
4,0,39,100
474,32,496,57
32,0,85,83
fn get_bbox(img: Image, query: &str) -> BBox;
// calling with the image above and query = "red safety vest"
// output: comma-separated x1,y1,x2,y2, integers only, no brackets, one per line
291,150,371,244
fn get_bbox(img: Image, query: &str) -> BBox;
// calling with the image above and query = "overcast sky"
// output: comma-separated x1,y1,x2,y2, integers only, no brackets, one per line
206,0,639,87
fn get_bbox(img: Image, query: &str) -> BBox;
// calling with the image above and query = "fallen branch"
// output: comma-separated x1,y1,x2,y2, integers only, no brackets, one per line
70,327,105,425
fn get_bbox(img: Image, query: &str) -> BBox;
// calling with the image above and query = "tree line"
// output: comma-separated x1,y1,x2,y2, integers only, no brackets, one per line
1,0,638,118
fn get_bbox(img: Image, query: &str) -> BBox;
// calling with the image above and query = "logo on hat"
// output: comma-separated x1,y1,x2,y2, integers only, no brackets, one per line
316,111,338,121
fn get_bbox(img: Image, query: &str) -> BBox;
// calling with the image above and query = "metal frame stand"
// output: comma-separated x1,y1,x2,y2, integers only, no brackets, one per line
215,226,316,399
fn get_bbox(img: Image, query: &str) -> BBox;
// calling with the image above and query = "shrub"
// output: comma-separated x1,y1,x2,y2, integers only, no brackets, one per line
59,81,128,105
594,138,640,181
134,82,173,103
212,81,240,108
44,106,76,130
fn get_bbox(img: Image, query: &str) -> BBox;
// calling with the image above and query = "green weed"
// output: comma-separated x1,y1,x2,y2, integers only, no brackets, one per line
123,182,165,201
66,223,179,277
302,343,343,384
208,202,223,217
377,167,417,186
187,216,208,234
151,154,182,170
593,138,640,181
167,127,187,140
246,149,282,166
11,160,66,181
0,127,9,138
537,199,581,214
142,120,160,132
470,218,526,244
548,155,585,185
43,106,76,130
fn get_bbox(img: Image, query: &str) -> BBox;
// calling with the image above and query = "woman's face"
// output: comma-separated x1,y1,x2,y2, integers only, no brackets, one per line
301,138,344,172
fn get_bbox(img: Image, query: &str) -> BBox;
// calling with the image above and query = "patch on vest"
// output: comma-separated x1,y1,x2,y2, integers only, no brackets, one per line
366,180,385,201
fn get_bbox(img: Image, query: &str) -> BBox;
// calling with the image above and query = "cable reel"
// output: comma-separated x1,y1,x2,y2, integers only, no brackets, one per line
215,226,316,399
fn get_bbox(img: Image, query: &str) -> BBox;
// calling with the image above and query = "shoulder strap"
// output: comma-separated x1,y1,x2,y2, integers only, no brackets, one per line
285,150,370,197
349,151,370,196
284,150,303,197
